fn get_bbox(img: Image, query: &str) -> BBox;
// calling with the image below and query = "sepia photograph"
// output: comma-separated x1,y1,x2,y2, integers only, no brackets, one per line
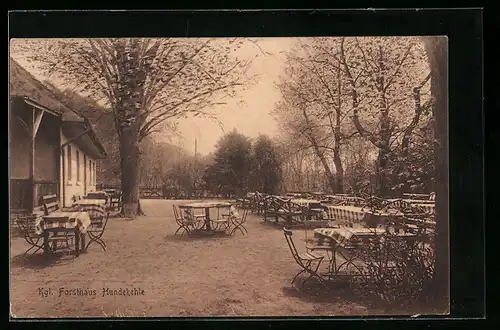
9,35,449,318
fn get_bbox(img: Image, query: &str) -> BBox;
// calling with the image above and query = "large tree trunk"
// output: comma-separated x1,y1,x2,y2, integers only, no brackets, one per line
333,150,344,193
377,114,392,198
375,148,390,197
119,124,144,218
426,36,449,312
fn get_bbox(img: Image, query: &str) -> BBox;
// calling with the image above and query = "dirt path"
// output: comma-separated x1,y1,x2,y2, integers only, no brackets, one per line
10,199,371,318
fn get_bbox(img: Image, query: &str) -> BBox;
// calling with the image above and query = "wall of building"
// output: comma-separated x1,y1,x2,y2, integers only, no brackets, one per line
9,117,30,179
34,115,59,181
60,133,98,207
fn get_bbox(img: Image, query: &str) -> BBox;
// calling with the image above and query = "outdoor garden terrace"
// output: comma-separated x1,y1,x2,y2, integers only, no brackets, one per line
10,194,437,317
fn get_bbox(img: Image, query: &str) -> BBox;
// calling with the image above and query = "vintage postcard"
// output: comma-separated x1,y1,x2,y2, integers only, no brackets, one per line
9,35,449,318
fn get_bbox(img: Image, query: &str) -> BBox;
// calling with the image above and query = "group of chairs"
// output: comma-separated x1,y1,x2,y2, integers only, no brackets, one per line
13,193,109,257
172,205,249,237
281,193,437,290
244,192,330,228
283,227,329,289
284,225,402,290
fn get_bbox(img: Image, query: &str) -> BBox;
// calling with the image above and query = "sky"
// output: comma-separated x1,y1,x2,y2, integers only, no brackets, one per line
10,37,297,156
173,38,295,155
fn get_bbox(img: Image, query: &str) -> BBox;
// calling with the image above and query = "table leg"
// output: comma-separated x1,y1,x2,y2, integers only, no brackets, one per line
43,230,49,257
75,227,80,257
332,246,337,275
205,208,211,230
81,233,86,252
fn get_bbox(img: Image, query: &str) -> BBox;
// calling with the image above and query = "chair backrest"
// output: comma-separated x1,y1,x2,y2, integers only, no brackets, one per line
42,194,60,215
78,205,109,231
172,205,184,225
77,204,106,220
283,227,304,267
233,207,249,223
16,214,40,238
403,192,430,200
86,191,109,204
240,207,249,222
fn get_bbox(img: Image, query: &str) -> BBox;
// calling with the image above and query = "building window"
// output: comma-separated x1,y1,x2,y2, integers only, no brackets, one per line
67,145,72,181
89,159,92,186
93,161,97,185
76,150,80,181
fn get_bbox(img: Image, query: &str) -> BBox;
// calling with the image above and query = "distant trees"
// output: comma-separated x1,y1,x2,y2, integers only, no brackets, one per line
249,135,282,194
276,137,330,193
203,130,253,198
202,131,282,197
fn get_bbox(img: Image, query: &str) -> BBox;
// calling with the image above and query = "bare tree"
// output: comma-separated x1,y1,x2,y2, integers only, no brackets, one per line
338,36,431,196
11,38,251,217
274,39,363,193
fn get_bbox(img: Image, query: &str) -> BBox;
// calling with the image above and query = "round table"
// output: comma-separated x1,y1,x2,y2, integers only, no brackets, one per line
179,201,232,230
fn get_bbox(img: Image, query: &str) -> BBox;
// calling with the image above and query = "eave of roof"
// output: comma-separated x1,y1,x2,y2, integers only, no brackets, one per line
10,58,107,159
61,120,108,159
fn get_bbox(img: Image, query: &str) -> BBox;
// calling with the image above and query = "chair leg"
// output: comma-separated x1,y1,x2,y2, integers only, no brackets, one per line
231,225,247,236
291,268,307,284
86,238,106,251
23,244,36,257
94,239,106,251
31,245,43,255
85,232,107,252
300,259,326,289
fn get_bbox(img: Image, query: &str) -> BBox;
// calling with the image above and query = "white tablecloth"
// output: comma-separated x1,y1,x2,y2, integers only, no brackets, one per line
324,205,366,223
37,211,91,235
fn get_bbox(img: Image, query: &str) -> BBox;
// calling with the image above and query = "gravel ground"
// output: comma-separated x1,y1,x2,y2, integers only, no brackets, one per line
10,199,392,318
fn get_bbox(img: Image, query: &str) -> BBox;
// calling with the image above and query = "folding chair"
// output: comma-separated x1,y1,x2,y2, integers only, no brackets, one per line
15,215,44,256
283,228,327,289
303,221,335,274
173,205,203,236
41,215,76,252
80,206,109,251
206,205,231,233
230,207,249,235
17,214,75,255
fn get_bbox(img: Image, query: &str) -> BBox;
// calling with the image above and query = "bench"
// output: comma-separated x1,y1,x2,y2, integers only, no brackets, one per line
107,190,122,212
42,194,72,215
42,194,61,215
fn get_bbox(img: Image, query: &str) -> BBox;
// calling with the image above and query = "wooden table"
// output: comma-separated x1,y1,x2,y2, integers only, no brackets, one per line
324,205,367,224
412,203,436,214
291,198,320,207
85,191,110,204
75,199,108,212
76,199,107,205
313,227,417,277
38,211,91,257
179,201,232,231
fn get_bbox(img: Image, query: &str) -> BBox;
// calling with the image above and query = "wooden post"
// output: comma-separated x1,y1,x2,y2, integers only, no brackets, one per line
29,108,45,212
83,153,87,196
75,226,80,257
30,108,35,212
43,230,50,258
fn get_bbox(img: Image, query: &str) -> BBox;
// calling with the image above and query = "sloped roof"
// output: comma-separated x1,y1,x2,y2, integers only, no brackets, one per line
9,58,107,158
9,58,82,122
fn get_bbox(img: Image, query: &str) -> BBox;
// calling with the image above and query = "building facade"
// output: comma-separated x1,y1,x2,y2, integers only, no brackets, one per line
9,58,107,214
